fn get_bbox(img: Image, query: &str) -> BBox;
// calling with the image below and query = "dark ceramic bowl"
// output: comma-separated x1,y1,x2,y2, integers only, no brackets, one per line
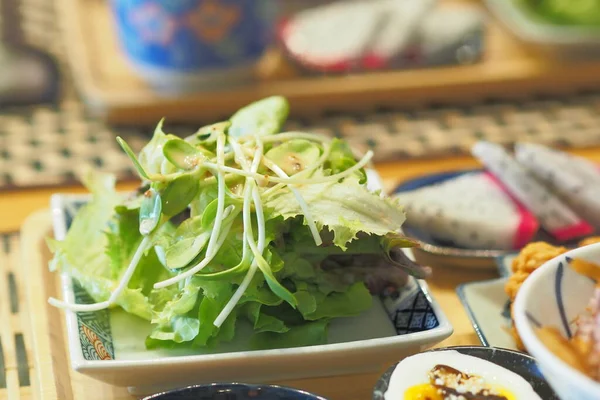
372,346,560,400
143,383,327,400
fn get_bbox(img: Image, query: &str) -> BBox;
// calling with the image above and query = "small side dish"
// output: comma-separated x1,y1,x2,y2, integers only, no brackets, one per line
533,257,600,381
513,243,600,400
515,0,600,27
375,348,545,400
506,238,600,351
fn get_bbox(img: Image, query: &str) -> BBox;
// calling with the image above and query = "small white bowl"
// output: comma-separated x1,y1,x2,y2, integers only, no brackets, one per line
513,243,600,400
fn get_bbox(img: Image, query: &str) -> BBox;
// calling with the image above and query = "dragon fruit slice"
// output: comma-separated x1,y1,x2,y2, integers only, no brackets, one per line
278,0,436,73
516,143,600,231
395,171,538,250
472,141,593,242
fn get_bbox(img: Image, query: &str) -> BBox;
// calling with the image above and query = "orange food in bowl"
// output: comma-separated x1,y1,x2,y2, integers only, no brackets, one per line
506,239,600,352
578,237,600,247
535,326,591,377
505,242,568,351
508,245,600,383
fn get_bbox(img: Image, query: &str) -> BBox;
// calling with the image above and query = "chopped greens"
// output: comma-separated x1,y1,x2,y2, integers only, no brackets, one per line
517,0,600,27
48,96,429,350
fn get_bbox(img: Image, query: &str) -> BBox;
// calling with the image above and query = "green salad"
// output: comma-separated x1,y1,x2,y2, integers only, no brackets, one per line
47,97,429,350
518,0,600,27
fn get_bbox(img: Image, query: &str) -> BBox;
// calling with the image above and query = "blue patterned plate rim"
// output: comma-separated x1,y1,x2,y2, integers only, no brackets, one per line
393,169,480,193
142,382,327,400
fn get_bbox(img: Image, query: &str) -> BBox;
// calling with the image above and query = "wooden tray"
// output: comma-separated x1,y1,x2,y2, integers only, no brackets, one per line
59,0,600,125
12,210,388,400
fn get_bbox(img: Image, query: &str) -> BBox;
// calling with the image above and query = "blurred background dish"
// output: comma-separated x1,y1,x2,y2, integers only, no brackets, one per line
278,0,485,74
486,0,600,57
110,0,278,93
60,0,600,125
0,0,60,106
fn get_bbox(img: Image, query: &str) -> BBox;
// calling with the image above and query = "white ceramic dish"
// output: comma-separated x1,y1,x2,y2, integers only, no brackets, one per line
485,0,600,57
456,254,518,350
372,346,560,400
514,244,600,400
49,186,452,394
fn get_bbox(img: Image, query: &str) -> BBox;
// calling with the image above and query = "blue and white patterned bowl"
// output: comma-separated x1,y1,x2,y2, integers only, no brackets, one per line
109,0,277,92
514,244,600,400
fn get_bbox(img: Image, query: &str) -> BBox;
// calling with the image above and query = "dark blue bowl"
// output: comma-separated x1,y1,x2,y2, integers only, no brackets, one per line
372,346,560,400
143,383,327,400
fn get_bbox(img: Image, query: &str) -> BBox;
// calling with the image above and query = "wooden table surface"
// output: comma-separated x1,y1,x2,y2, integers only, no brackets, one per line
4,147,600,399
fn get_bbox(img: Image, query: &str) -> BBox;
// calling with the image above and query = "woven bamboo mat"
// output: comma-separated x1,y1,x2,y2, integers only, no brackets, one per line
0,232,32,400
2,1,600,190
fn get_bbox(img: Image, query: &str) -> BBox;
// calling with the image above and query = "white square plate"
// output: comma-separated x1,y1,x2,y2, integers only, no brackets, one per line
51,192,453,394
457,255,518,350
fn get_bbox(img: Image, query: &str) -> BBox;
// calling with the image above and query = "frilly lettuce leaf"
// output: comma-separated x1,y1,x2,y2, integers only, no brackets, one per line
263,172,406,250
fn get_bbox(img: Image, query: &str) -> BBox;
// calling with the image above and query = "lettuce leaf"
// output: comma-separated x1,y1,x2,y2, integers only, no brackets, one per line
138,120,181,176
48,171,154,320
251,319,330,350
229,96,289,138
263,172,406,250
49,97,419,354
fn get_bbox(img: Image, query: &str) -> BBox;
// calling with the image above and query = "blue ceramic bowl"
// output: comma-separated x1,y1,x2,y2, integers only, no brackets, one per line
110,0,277,91
143,383,326,400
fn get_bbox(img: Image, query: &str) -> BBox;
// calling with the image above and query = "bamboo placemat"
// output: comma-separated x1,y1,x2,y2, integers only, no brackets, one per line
0,232,33,400
3,91,600,191
2,0,600,191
